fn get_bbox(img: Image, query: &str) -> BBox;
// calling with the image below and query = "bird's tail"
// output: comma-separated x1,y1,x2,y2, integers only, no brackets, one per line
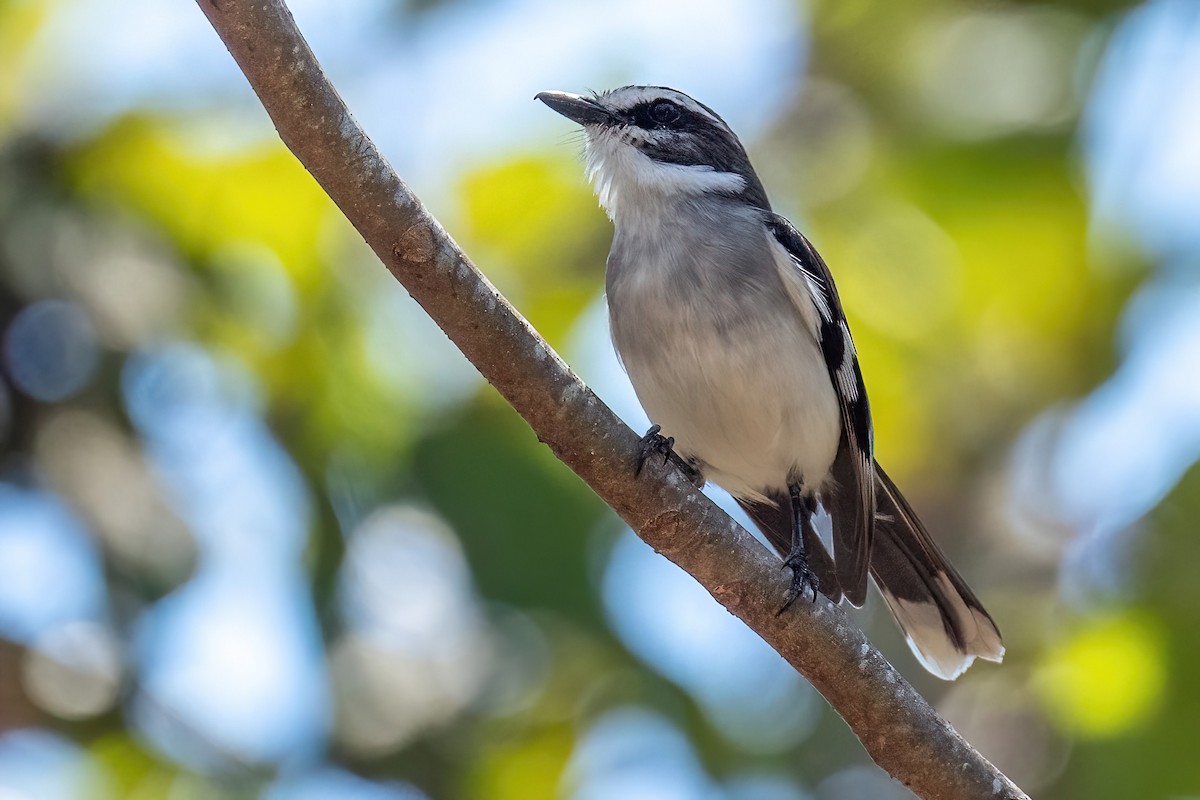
871,464,1004,680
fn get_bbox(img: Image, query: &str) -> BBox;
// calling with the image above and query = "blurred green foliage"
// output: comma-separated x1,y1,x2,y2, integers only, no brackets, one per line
1,0,1198,799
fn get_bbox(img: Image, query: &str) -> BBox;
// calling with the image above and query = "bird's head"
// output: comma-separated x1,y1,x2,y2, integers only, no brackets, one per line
536,86,770,219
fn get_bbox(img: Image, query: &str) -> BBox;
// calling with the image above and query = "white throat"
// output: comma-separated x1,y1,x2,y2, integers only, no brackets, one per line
583,127,746,222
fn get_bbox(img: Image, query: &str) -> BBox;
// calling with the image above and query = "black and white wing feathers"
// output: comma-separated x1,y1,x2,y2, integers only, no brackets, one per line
766,214,876,606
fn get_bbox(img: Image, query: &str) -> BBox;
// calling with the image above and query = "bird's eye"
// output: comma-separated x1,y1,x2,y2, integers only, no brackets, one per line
649,101,680,125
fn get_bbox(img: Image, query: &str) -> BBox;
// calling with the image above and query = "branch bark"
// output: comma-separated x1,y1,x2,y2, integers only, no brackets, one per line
195,2,1027,798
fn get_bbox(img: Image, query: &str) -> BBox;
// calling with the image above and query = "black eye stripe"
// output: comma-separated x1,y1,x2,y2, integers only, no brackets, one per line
627,100,693,130
650,100,680,124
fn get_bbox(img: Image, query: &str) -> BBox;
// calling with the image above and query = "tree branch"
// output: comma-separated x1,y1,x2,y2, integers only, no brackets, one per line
194,2,1027,798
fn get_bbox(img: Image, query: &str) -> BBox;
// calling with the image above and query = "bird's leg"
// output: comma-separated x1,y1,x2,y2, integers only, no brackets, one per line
778,482,819,614
636,424,704,487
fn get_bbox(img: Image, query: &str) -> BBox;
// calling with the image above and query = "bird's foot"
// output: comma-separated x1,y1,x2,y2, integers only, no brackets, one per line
635,424,703,487
777,549,819,614
635,424,670,477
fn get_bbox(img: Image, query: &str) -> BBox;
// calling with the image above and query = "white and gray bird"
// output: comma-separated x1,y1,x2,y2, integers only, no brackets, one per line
537,85,1004,679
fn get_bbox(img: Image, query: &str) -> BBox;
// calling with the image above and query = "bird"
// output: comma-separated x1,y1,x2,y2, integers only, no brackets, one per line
536,85,1004,680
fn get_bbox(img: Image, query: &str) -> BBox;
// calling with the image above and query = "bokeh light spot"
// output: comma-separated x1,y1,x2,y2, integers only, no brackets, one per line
33,409,197,585
22,621,122,721
332,506,489,756
909,7,1087,138
1034,614,1165,738
602,530,820,754
267,766,430,800
0,729,111,800
564,708,714,800
0,486,105,643
3,299,98,402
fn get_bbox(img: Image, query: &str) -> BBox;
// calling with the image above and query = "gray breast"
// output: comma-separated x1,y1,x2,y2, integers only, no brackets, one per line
605,198,789,362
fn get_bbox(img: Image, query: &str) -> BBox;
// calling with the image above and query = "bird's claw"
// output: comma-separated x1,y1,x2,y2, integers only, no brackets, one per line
635,424,703,486
636,424,668,477
777,551,819,615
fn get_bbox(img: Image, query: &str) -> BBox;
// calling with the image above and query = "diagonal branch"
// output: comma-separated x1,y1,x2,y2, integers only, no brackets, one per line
194,2,1027,798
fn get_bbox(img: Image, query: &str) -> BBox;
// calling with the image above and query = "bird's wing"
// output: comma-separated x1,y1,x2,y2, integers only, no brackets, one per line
766,213,876,606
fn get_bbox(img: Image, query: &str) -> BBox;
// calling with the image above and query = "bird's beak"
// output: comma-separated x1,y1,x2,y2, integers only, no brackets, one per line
535,91,613,126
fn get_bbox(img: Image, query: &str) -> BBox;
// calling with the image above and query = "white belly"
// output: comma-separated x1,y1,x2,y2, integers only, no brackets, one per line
616,306,841,502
